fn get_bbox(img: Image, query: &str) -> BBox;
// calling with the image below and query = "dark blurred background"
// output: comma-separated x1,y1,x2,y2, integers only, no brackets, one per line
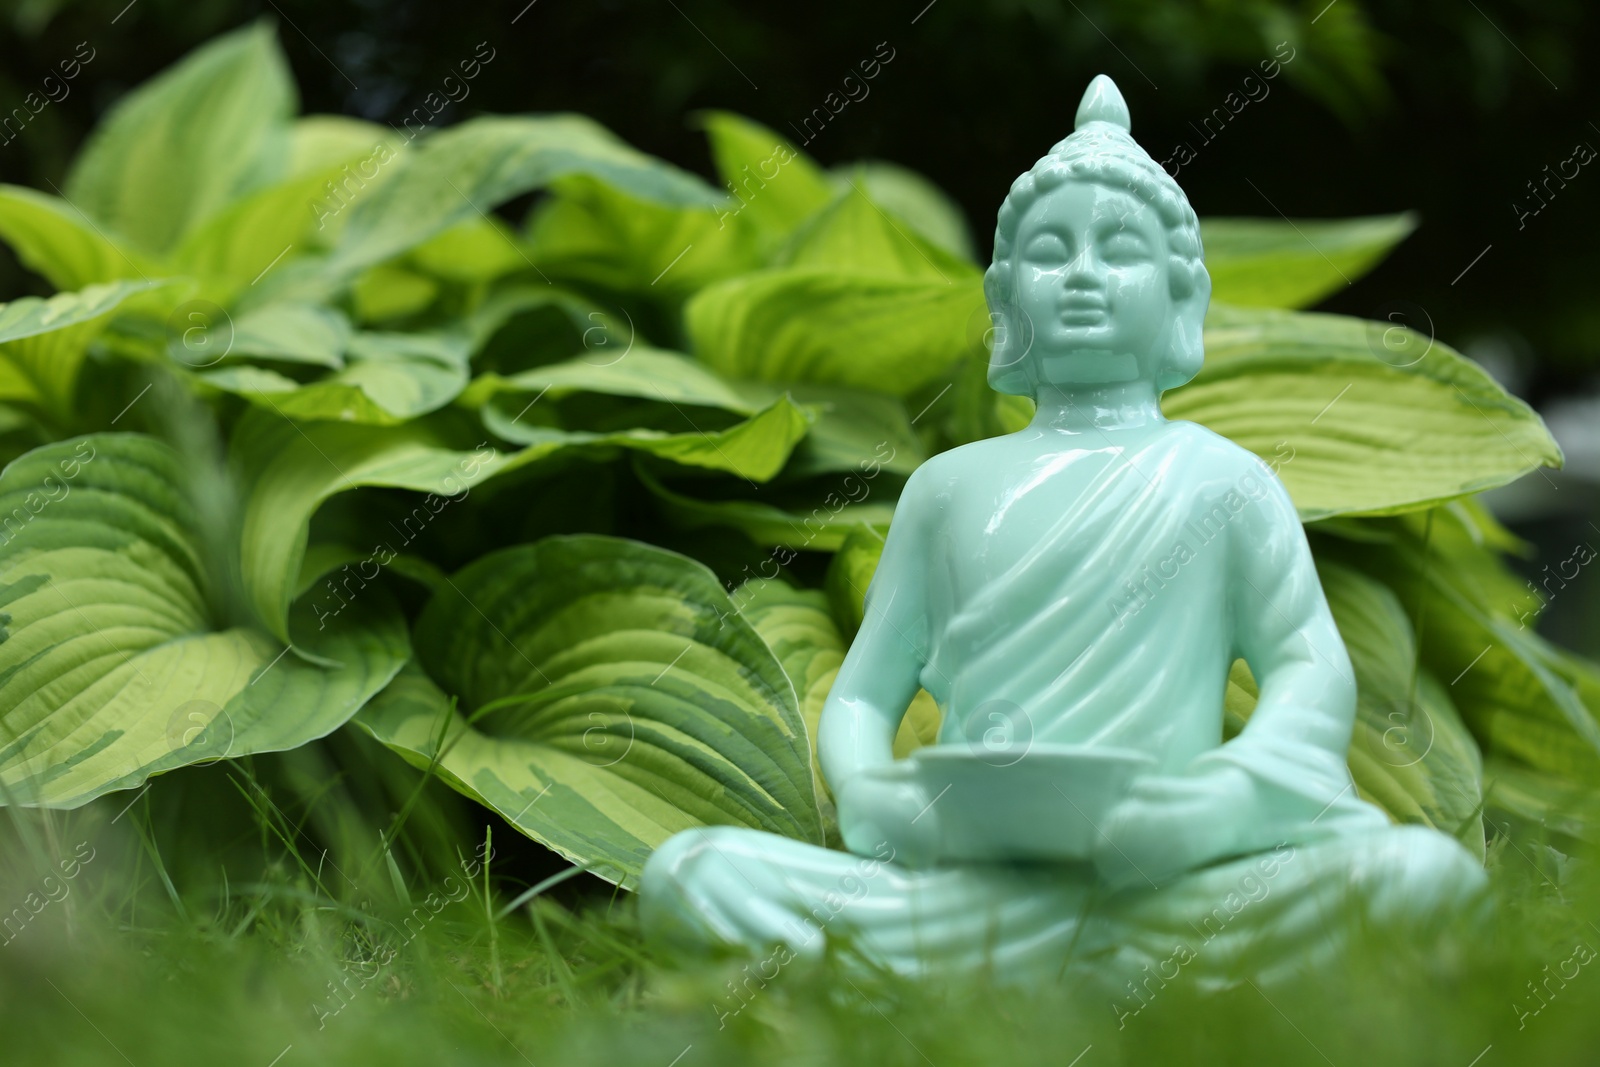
2,0,1598,646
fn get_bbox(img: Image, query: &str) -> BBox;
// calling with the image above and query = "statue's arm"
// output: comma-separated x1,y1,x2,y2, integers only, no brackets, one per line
1096,460,1376,885
1173,463,1381,852
1228,469,1358,759
816,471,931,792
1171,460,1382,852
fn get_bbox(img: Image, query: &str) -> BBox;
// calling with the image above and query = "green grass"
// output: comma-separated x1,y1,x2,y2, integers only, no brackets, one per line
4,737,1600,1067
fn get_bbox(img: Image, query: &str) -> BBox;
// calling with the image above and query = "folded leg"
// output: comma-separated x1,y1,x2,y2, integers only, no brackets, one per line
639,823,1489,984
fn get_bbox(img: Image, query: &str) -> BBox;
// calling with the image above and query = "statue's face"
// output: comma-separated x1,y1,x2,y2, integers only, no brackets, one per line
1007,181,1173,388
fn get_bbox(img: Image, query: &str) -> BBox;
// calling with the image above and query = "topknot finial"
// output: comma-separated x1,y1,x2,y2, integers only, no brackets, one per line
1074,74,1131,133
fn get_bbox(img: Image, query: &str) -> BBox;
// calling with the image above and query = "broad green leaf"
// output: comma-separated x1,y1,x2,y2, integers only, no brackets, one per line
351,265,439,324
1200,213,1416,308
481,394,811,482
198,364,302,401
1316,508,1600,780
636,464,897,553
0,186,155,291
686,268,984,396
893,695,943,759
348,330,472,368
64,21,295,255
234,378,808,646
329,115,723,275
1218,563,1484,854
1481,757,1599,843
409,217,529,284
212,358,464,425
737,577,937,807
288,118,406,248
0,405,39,439
466,349,812,479
171,147,395,303
842,160,976,262
920,352,1036,451
0,280,166,347
779,185,976,283
355,536,823,888
526,174,762,296
467,351,905,487
1450,494,1530,554
289,117,400,180
222,255,346,313
824,523,887,639
1223,660,1256,738
235,407,679,642
0,434,407,809
737,579,842,760
681,134,980,402
734,382,925,479
232,412,509,640
1318,560,1484,855
1165,305,1562,520
465,346,759,414
336,331,473,422
293,541,450,603
697,111,834,237
738,578,845,834
0,281,167,422
170,172,326,303
464,282,618,357
209,331,471,425
225,303,351,368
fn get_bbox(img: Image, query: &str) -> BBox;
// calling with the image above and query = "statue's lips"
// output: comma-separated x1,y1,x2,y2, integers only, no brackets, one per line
1057,297,1108,326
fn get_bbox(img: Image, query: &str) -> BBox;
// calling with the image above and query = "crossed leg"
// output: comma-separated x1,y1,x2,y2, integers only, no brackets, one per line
640,823,1490,984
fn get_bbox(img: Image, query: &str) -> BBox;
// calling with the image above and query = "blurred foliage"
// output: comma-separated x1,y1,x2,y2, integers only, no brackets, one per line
0,0,1596,384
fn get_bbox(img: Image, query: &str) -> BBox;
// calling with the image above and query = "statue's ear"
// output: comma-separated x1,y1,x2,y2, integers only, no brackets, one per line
984,267,1035,397
1157,258,1210,392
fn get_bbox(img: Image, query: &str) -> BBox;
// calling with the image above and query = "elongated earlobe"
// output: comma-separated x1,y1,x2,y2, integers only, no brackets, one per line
984,271,1035,397
1157,262,1210,392
986,315,1035,396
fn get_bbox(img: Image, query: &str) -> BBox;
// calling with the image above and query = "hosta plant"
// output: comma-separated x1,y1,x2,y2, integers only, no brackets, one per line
0,21,1590,889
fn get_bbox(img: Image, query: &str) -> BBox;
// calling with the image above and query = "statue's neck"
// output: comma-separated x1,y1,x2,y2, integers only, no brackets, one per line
1028,379,1166,434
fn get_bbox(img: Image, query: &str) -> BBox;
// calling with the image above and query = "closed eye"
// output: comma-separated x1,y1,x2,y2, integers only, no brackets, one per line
1101,232,1150,264
1023,232,1070,263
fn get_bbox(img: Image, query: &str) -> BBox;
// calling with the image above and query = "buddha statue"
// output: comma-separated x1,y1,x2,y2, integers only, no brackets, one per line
640,75,1486,985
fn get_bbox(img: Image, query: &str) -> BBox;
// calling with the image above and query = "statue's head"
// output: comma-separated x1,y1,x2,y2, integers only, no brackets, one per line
984,75,1210,399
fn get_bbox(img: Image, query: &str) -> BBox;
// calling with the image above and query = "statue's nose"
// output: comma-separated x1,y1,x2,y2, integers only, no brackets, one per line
1062,247,1104,286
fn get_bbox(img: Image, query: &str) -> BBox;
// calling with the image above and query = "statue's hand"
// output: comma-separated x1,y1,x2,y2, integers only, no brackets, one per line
1092,763,1256,889
835,764,942,869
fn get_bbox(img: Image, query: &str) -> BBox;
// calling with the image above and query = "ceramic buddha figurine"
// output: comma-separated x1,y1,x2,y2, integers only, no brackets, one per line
640,75,1486,984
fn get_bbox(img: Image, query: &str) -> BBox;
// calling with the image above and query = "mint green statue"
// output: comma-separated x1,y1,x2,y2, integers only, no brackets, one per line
640,76,1486,985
